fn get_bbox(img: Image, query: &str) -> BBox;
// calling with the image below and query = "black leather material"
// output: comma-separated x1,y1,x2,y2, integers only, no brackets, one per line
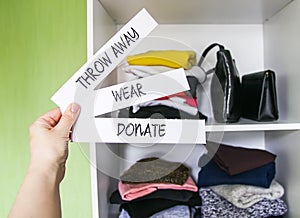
186,76,199,98
242,70,279,121
199,43,241,123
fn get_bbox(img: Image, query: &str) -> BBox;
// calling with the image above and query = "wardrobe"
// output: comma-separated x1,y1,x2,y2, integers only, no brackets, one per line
83,0,300,217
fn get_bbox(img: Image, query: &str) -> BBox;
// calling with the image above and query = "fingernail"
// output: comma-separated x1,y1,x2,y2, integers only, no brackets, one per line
70,103,80,113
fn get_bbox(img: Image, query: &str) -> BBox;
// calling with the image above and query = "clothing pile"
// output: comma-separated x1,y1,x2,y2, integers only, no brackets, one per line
118,50,208,120
196,142,288,218
110,157,201,218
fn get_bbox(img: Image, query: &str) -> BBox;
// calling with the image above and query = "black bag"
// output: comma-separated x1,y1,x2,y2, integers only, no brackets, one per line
242,70,279,121
198,43,241,123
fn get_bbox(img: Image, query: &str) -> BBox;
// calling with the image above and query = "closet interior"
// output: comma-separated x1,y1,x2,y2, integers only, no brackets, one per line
85,0,300,217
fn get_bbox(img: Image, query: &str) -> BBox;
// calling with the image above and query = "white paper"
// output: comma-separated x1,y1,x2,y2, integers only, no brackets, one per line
90,118,206,144
93,68,189,116
51,8,158,112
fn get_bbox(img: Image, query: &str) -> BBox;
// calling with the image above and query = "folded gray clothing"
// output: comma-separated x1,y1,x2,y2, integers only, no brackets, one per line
120,157,189,185
210,180,284,208
119,209,131,218
200,188,288,218
151,205,190,218
119,205,190,218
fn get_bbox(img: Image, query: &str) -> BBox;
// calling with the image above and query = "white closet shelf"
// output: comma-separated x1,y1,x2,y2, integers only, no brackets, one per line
94,117,300,134
205,120,300,132
98,0,293,24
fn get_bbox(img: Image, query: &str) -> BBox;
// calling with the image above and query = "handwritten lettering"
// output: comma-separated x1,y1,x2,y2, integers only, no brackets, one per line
76,51,112,88
75,27,140,89
111,83,146,102
117,122,166,137
111,27,139,58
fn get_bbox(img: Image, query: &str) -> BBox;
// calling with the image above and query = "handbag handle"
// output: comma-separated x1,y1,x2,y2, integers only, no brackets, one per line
198,43,225,75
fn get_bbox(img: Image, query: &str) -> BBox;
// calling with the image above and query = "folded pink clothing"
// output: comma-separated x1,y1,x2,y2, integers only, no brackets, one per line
156,93,198,108
118,176,198,201
185,98,197,107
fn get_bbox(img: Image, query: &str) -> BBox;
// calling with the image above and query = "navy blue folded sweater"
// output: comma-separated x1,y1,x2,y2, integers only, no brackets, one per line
197,159,275,188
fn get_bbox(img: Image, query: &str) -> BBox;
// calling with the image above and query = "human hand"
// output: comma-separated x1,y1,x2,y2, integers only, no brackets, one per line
28,103,81,183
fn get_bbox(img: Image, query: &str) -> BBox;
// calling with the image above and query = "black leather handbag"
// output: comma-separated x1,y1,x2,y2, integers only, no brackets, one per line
241,70,279,121
198,43,241,123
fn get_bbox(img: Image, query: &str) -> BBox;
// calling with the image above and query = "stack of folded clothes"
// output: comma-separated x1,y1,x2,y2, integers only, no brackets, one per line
196,142,288,218
110,157,202,218
117,50,208,120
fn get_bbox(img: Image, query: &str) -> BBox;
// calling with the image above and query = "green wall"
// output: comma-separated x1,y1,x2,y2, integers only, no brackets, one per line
0,0,92,217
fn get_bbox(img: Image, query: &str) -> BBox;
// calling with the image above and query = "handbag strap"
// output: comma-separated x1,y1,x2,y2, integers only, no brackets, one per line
198,43,225,74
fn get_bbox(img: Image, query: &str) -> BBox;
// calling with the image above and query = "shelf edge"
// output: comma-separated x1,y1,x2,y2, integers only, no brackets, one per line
205,123,300,132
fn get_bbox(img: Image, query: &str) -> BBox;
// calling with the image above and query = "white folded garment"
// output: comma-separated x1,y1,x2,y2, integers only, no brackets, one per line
123,65,207,83
123,65,171,76
210,180,284,208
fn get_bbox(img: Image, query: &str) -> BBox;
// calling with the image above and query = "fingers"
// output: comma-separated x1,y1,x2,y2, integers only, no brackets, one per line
40,108,62,126
54,103,81,135
30,107,62,132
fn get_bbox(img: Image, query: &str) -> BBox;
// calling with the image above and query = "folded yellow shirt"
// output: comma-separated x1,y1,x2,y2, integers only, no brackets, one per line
126,50,196,70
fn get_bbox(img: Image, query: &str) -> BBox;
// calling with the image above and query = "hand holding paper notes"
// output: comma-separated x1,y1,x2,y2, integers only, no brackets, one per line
51,8,205,144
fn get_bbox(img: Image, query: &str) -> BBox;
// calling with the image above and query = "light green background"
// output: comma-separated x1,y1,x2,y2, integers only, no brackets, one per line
0,0,92,217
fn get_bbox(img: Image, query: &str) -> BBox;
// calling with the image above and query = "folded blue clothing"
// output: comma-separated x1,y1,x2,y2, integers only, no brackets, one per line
197,159,275,188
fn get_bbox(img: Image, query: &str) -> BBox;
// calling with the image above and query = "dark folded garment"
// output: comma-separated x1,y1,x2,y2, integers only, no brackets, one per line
206,141,276,175
120,157,189,185
125,75,208,120
110,189,199,204
127,105,207,120
120,194,201,218
197,157,275,188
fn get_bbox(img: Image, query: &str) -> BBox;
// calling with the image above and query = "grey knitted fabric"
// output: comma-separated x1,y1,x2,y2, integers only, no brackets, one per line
119,205,190,218
210,180,284,208
200,188,287,218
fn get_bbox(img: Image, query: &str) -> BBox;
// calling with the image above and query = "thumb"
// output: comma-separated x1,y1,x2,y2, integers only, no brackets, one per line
54,103,81,134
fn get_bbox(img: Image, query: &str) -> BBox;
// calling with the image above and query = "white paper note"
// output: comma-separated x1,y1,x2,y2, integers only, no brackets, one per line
51,8,158,112
93,68,189,116
91,118,206,144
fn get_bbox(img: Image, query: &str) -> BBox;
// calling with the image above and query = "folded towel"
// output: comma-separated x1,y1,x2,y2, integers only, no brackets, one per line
197,158,275,188
119,176,198,201
207,141,277,175
210,180,284,208
126,50,196,70
200,188,287,218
